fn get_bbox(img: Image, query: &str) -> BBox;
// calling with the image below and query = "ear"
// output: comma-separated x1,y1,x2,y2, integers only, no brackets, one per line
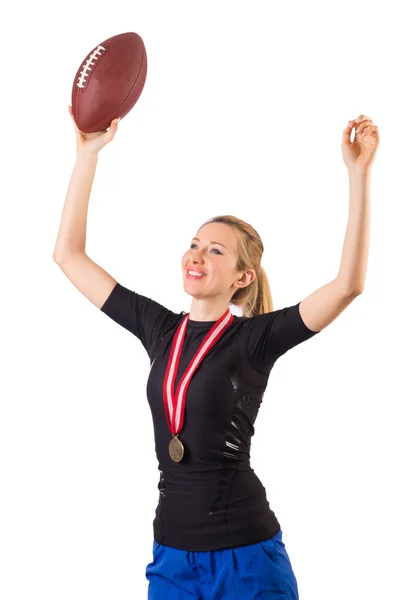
235,269,256,289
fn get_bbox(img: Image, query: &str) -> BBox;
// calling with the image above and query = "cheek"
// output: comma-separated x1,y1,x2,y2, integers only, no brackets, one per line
210,264,226,280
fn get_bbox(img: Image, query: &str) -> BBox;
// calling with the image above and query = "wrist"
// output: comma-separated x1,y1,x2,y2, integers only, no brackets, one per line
348,166,371,179
75,149,99,163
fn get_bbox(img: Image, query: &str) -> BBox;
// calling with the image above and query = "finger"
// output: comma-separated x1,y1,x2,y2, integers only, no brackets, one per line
353,115,374,131
356,114,372,124
107,117,121,137
356,119,373,133
342,117,369,141
363,125,379,136
105,117,120,130
343,120,355,141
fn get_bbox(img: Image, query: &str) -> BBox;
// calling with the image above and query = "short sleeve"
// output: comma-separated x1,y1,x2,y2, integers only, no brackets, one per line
100,282,180,357
242,302,320,373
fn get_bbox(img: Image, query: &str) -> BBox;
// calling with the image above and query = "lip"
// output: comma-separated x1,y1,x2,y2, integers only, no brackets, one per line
185,267,206,279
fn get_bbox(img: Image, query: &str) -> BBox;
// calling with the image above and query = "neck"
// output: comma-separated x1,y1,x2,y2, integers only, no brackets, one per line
188,297,230,321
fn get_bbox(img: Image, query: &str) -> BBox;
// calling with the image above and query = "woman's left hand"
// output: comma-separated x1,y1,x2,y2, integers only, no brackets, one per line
342,114,380,172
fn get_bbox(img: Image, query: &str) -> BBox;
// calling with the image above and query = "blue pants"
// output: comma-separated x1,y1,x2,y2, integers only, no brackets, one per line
145,529,299,599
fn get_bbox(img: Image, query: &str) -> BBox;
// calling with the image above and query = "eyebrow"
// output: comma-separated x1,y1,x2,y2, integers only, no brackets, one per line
192,237,227,249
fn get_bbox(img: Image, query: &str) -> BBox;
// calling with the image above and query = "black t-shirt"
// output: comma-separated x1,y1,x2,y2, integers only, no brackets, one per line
100,282,320,551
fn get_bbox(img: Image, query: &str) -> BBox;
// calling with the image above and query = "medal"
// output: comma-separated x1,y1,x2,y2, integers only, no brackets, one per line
169,435,184,462
163,307,234,462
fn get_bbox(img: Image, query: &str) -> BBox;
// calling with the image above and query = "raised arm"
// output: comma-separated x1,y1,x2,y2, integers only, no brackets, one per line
299,115,379,332
52,107,120,309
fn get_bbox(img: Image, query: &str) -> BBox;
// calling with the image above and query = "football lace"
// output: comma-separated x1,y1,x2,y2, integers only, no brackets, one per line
77,45,106,89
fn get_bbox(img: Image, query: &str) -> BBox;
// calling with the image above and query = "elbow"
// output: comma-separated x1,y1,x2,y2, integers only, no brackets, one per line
347,286,364,297
336,277,364,297
52,252,63,264
52,247,84,263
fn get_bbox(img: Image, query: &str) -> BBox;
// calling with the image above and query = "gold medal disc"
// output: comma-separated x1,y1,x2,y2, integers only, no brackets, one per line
169,436,184,462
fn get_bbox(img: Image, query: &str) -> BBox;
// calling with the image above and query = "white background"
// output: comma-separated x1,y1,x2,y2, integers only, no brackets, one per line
1,1,396,599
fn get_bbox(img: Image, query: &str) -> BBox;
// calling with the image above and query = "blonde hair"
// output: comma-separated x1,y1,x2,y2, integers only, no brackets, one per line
198,215,273,318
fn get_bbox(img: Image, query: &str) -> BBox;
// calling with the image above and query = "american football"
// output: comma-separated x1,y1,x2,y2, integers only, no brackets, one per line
71,32,147,133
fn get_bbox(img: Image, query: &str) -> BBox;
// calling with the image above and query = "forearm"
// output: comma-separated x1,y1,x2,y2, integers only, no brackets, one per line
52,151,99,259
337,168,371,295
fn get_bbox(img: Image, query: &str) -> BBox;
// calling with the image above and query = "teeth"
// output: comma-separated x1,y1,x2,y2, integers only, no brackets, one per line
188,270,204,277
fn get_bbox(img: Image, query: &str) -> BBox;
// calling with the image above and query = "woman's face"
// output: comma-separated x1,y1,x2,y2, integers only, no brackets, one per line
181,222,243,300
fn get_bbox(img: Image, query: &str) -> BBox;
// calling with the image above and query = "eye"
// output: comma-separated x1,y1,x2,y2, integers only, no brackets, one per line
190,243,222,255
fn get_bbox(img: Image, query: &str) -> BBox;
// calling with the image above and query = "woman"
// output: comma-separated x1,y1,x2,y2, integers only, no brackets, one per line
53,107,379,599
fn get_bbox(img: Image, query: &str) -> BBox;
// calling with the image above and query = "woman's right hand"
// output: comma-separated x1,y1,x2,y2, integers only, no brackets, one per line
68,106,120,155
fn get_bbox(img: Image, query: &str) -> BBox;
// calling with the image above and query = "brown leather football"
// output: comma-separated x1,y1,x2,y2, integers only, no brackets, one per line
71,32,147,133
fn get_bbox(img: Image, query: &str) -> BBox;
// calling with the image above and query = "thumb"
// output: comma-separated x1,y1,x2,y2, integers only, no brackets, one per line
106,117,121,139
342,120,355,144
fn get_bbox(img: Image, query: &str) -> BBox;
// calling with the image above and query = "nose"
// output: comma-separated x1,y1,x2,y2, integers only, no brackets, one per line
188,248,205,263
191,253,205,266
